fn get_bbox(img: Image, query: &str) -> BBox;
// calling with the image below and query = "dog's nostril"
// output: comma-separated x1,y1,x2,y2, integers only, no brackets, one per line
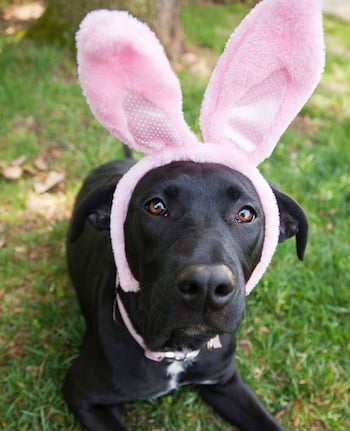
215,283,232,297
179,281,201,297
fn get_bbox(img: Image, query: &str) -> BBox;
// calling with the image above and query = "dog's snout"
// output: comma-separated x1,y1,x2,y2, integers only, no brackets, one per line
177,265,235,310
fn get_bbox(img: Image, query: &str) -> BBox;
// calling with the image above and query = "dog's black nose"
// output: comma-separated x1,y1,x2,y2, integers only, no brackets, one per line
176,265,235,310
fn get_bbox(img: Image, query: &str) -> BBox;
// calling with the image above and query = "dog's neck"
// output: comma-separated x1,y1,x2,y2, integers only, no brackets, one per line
114,291,222,362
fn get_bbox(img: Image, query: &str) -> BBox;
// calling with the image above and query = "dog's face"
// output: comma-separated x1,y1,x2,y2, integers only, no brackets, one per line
123,161,265,352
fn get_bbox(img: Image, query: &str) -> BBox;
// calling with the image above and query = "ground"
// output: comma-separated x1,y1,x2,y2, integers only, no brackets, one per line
0,1,349,430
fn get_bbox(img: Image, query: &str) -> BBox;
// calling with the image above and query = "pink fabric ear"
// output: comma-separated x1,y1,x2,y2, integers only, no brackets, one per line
76,10,196,153
200,0,325,166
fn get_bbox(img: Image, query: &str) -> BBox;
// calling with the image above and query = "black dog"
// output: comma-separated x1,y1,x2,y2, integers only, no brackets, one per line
63,158,307,431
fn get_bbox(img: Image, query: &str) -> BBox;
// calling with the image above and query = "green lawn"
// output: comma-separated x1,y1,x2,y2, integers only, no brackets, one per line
1,2,349,430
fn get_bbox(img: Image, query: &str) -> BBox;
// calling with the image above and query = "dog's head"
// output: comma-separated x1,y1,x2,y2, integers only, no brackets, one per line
70,159,307,352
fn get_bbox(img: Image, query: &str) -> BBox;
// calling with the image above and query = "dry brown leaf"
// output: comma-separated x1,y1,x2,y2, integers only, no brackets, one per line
2,165,23,180
11,155,27,166
238,339,252,355
26,190,71,222
22,164,38,176
274,400,294,421
15,245,28,255
33,171,65,194
253,367,264,378
33,157,48,171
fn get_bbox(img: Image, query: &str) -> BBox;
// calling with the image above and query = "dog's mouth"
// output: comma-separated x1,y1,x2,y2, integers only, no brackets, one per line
158,325,218,352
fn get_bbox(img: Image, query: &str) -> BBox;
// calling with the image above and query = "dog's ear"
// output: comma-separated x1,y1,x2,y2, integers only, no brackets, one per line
269,184,308,260
69,182,117,243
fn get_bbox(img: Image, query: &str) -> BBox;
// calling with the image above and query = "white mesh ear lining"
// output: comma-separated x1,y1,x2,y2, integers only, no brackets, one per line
224,69,288,152
123,92,182,151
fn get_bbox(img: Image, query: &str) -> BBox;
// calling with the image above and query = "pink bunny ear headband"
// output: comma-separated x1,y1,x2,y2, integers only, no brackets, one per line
76,0,325,295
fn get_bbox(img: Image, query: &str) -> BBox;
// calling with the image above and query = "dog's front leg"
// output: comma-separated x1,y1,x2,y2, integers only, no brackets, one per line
199,370,286,431
62,344,128,431
63,370,127,431
67,402,127,431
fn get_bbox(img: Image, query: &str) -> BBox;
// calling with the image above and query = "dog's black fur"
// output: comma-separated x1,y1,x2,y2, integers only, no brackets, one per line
63,158,308,431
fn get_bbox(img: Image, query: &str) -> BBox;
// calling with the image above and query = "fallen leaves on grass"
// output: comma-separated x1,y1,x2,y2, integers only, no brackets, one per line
1,154,66,193
26,191,70,221
1,155,28,179
1,163,24,180
33,171,65,194
238,339,252,355
259,325,270,334
274,400,294,421
33,156,48,171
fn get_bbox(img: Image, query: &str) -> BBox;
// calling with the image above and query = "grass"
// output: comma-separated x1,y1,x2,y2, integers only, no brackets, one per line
1,1,350,430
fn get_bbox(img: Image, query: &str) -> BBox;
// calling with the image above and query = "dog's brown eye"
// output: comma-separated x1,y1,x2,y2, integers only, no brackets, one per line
146,198,168,216
236,206,256,223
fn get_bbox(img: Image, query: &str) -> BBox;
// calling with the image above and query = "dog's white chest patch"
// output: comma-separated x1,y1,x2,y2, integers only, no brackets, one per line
166,361,185,391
